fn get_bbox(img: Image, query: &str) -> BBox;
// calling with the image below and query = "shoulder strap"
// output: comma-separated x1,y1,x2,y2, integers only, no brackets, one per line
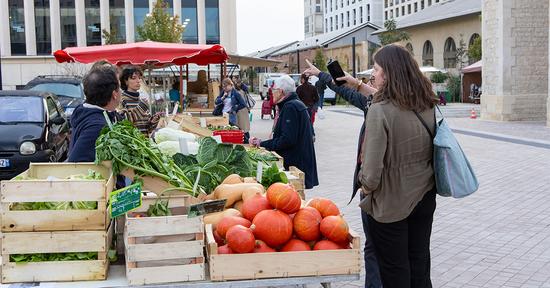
414,110,434,139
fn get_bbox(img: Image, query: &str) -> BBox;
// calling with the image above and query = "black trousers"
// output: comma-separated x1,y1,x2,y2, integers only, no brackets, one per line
367,188,436,288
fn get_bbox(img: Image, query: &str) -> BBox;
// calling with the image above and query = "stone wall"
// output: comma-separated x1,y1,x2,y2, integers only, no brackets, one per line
482,0,549,122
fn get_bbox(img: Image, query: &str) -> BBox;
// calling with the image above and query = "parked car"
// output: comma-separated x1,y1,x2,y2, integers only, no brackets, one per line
0,91,70,180
24,75,85,117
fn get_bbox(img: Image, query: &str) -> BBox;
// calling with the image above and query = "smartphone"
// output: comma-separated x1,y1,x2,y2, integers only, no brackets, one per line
327,60,346,86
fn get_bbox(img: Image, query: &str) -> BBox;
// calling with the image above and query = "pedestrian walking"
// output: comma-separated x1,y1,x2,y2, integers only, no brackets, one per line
249,75,319,190
359,44,438,288
304,59,382,288
215,78,248,132
296,74,320,124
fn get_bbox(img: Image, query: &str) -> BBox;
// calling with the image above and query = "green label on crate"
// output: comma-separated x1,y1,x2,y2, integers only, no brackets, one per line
109,183,142,217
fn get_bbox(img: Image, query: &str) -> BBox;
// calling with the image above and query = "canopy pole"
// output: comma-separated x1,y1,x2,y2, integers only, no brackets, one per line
179,65,183,112
185,64,189,111
207,64,210,80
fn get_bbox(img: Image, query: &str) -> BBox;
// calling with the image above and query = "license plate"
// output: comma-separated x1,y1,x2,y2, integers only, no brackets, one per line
0,159,10,168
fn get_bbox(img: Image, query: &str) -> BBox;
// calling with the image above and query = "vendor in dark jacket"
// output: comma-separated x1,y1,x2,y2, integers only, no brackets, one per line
68,64,122,162
304,59,381,288
249,75,319,190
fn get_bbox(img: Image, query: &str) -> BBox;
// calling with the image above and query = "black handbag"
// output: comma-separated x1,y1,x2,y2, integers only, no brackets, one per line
212,103,223,116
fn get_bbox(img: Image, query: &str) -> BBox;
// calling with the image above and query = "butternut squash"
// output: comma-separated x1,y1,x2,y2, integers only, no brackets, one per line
222,174,244,185
242,186,264,202
233,200,243,212
213,183,266,207
204,208,242,229
243,177,257,183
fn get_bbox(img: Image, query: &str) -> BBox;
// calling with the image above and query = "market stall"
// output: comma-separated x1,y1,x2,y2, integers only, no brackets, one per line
54,41,229,112
0,43,361,287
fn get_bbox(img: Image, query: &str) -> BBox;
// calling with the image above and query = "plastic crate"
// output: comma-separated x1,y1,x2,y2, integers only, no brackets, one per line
213,130,244,144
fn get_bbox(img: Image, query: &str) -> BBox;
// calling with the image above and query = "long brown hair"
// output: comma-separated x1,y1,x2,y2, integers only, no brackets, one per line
373,44,438,111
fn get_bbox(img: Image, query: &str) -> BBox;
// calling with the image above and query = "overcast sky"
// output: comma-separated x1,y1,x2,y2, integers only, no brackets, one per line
236,0,304,55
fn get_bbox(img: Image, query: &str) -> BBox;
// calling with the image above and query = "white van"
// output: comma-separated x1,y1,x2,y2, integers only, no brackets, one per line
258,73,284,100
308,76,337,106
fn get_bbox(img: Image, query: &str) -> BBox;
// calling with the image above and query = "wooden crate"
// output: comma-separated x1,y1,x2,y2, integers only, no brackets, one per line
0,163,114,232
1,222,113,283
287,166,306,199
205,224,361,281
114,194,200,255
124,199,205,285
181,114,229,128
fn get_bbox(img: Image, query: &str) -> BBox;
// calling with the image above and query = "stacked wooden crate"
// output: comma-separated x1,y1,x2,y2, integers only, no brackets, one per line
0,163,114,283
124,194,205,285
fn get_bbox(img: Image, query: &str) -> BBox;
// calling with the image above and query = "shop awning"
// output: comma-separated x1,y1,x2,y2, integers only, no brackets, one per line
53,41,228,66
462,60,482,73
227,54,282,67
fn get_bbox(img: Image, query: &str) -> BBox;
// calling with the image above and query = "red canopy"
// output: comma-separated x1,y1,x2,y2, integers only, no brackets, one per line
53,41,228,66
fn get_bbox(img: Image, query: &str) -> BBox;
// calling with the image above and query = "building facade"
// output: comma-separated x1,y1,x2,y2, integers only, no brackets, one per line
0,0,237,90
268,22,381,75
482,0,549,124
384,0,448,22
323,0,383,33
304,0,324,38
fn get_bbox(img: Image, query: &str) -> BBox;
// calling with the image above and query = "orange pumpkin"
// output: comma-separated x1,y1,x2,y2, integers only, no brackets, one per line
216,216,252,239
320,215,349,243
226,225,255,253
307,198,340,218
251,209,293,248
280,239,312,252
213,229,225,246
313,240,341,250
253,240,276,253
293,207,322,241
218,244,233,254
242,194,273,221
266,183,301,214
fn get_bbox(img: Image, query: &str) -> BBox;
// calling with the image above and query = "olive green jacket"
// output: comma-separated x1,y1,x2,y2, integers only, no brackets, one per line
359,100,435,223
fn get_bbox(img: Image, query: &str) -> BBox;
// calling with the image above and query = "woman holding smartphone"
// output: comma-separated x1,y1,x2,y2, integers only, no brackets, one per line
304,59,382,288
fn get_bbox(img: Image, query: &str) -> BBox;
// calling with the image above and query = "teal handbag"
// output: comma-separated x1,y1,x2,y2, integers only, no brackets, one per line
415,106,479,198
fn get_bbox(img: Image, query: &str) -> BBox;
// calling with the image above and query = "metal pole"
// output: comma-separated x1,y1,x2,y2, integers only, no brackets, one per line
296,50,300,73
352,37,356,78
179,65,183,112
0,45,3,90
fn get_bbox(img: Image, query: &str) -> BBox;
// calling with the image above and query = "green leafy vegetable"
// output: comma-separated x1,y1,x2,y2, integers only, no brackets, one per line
261,163,289,187
10,252,98,263
147,198,172,217
95,121,198,196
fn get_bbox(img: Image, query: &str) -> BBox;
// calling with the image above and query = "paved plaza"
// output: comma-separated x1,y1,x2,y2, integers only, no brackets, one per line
249,101,550,288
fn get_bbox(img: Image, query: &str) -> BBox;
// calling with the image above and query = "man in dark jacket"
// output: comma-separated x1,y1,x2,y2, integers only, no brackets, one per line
296,74,319,124
68,65,122,162
249,75,319,189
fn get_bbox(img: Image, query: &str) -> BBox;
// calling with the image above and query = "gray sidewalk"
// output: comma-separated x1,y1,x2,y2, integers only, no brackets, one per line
249,103,550,288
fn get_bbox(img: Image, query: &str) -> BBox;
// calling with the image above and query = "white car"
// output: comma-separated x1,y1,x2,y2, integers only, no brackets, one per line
308,76,337,106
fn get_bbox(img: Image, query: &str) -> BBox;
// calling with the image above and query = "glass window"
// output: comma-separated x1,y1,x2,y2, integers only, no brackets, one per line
353,9,356,25
8,0,26,55
408,4,411,14
29,83,83,99
0,96,44,123
47,98,59,119
134,0,149,40
35,0,51,55
161,0,173,15
109,0,126,43
444,37,457,68
414,2,417,12
325,18,328,32
347,11,350,27
359,6,363,23
401,6,404,16
367,4,370,21
205,0,219,44
335,14,338,30
60,0,76,48
340,13,343,28
330,17,333,31
182,0,198,44
85,0,101,46
422,40,433,66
